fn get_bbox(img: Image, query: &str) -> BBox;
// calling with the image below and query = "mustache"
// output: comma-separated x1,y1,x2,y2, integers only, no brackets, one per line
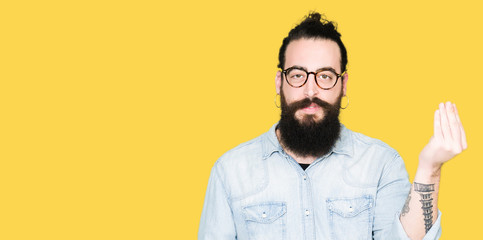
287,97,333,111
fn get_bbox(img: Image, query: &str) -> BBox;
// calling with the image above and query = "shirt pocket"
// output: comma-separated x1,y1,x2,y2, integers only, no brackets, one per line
242,202,286,240
327,195,374,240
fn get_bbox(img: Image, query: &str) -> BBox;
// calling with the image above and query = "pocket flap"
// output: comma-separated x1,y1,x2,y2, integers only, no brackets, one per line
243,202,287,223
327,196,373,218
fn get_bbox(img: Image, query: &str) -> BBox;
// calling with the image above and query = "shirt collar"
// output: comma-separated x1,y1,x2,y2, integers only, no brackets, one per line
262,123,284,159
331,124,354,157
261,122,354,160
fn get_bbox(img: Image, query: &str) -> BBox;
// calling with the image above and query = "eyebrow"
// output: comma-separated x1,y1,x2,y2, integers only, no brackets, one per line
289,65,338,73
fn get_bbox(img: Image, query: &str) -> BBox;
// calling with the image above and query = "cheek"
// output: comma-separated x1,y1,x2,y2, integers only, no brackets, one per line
317,88,342,104
282,86,303,102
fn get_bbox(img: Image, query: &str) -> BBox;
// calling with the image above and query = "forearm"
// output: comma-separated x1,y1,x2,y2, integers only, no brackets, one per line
400,166,441,240
399,102,467,239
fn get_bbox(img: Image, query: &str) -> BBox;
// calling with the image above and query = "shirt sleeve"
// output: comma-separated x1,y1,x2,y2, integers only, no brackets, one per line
198,162,237,240
387,210,442,240
373,154,442,239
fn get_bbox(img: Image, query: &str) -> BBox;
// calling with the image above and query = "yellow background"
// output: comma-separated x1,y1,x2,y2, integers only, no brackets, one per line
1,0,482,239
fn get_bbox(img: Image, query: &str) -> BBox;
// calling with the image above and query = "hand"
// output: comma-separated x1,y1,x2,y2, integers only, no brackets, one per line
418,102,468,172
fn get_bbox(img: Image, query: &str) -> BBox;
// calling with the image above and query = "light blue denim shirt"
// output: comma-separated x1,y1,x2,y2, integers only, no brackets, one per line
199,123,442,239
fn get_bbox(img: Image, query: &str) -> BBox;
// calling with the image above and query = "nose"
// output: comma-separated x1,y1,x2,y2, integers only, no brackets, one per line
304,73,319,98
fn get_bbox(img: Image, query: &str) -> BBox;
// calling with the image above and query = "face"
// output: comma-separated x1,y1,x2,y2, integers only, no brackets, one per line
275,38,348,123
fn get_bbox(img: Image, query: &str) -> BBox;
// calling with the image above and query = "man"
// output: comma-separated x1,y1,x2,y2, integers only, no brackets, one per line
199,12,467,240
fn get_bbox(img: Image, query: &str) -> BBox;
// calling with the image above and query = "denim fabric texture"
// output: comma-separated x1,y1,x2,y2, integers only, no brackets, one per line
199,123,442,240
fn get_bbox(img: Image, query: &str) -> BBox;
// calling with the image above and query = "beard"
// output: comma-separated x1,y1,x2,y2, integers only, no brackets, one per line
278,90,342,158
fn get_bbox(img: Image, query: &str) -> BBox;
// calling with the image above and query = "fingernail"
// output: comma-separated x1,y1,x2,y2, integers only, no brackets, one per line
448,102,455,112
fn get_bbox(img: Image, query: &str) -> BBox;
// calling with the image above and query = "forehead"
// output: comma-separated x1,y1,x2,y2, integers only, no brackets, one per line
284,38,341,72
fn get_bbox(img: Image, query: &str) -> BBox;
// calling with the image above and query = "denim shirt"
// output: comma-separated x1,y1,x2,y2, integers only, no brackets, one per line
199,123,442,240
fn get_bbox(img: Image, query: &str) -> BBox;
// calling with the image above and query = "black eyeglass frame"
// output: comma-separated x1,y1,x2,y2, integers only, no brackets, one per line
281,67,346,90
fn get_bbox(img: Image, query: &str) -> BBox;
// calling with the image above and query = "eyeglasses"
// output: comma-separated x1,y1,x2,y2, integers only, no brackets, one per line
282,67,345,90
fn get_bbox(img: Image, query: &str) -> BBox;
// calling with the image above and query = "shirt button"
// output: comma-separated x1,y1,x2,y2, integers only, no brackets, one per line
262,212,267,218
305,210,310,216
303,175,307,180
348,206,354,212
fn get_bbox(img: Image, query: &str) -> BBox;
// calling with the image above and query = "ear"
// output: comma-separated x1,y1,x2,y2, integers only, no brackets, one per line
275,71,282,95
341,72,348,96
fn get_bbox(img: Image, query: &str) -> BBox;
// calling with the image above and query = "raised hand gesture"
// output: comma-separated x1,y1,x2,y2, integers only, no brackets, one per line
419,102,467,174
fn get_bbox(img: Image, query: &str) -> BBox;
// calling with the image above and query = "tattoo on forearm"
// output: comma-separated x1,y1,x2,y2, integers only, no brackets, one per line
401,191,411,217
414,182,435,233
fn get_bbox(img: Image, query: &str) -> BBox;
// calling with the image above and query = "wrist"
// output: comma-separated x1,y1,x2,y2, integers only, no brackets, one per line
415,163,442,182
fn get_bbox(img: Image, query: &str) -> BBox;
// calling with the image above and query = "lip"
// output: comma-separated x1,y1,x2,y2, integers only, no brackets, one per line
301,103,321,114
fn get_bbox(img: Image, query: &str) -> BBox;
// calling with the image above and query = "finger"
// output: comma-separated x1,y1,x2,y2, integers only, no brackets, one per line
454,104,468,149
434,109,443,140
439,102,451,141
446,102,461,144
